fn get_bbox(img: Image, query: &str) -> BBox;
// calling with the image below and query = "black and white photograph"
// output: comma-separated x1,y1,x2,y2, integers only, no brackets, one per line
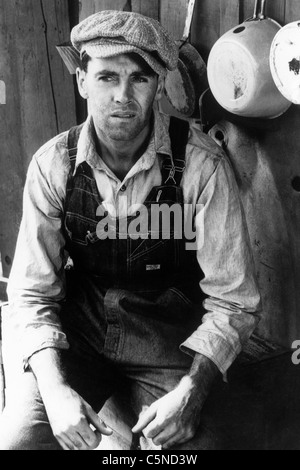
0,0,300,453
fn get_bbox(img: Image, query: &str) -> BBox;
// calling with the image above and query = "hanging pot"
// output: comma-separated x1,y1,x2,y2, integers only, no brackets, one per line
163,59,196,117
164,0,208,117
207,0,291,119
270,21,300,105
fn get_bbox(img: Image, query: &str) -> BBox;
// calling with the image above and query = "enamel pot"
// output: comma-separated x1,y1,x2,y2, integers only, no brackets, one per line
270,21,300,105
207,0,291,119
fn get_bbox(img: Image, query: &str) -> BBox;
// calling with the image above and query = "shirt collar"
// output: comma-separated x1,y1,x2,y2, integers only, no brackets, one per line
74,107,172,178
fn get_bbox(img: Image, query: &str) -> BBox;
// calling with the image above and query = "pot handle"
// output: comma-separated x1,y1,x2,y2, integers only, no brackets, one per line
182,0,196,42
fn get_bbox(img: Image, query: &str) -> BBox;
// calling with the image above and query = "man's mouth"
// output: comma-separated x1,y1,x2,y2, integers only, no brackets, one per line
111,115,136,119
111,111,137,119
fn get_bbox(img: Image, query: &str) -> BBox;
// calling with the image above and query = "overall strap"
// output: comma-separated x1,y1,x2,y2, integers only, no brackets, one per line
67,124,84,173
161,116,190,187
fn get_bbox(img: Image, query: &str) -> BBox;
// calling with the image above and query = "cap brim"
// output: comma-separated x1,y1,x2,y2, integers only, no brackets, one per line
82,43,167,76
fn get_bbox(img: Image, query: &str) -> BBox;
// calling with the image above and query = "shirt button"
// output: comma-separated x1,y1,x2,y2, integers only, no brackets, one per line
120,185,127,192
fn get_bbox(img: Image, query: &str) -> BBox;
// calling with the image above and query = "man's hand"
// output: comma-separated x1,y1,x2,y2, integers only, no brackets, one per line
42,384,112,450
132,354,220,449
132,377,202,449
29,348,113,450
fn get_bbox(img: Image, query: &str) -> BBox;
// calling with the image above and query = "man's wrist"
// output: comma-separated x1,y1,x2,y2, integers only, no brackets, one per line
29,347,67,390
179,353,220,400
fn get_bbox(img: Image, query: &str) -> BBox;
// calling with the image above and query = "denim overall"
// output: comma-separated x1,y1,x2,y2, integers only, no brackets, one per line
0,119,213,451
62,117,205,372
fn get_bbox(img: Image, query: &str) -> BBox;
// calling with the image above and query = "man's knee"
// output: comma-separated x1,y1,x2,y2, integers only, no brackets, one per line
0,372,60,450
0,421,56,450
0,408,60,450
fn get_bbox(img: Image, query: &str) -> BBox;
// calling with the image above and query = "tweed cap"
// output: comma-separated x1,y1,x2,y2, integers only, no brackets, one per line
71,10,178,76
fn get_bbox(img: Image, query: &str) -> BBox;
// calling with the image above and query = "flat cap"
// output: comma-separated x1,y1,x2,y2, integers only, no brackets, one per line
71,10,178,76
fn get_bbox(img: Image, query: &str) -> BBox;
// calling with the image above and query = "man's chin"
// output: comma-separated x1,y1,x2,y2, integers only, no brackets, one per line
108,131,139,142
106,125,143,142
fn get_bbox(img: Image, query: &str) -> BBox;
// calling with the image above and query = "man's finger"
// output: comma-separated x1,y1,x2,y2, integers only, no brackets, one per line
86,407,113,436
79,428,102,449
132,406,157,434
162,432,187,450
142,418,166,439
71,432,90,450
56,435,70,451
150,423,177,446
61,433,81,451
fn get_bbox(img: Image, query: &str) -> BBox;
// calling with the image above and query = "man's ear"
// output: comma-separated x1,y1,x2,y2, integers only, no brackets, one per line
76,68,89,100
155,75,165,102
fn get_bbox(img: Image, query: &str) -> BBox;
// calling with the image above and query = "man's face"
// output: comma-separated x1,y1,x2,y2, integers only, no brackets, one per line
76,54,164,142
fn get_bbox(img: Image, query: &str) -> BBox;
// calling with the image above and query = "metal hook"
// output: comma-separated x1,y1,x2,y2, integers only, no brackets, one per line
246,0,262,23
250,0,267,22
253,0,260,19
259,0,267,19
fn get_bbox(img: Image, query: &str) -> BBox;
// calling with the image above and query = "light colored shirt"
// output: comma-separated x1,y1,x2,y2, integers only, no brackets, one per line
4,109,261,375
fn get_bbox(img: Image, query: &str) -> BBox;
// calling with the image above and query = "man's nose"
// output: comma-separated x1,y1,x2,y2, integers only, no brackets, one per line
114,81,133,104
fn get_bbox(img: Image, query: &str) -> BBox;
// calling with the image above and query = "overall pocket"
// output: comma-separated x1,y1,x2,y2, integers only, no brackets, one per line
65,212,99,246
128,228,181,281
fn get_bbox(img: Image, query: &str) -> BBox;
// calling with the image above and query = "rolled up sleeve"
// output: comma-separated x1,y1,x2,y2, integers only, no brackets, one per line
181,156,262,374
5,142,70,369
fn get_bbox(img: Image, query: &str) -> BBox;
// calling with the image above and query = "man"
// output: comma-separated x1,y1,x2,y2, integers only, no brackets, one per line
0,11,261,450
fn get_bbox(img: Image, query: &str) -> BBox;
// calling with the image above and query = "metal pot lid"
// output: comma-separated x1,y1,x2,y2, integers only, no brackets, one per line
270,21,300,105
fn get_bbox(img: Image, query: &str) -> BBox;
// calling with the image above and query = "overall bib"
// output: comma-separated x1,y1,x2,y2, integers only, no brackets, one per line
61,117,205,374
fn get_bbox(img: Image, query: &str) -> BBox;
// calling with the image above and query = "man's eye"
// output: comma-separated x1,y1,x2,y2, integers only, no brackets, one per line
132,76,148,83
98,76,116,82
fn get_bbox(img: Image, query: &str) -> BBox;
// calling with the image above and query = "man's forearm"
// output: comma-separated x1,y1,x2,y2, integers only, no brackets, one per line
29,348,67,394
28,348,110,450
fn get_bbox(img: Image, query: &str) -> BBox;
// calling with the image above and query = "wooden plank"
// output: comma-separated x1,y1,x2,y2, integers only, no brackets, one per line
13,0,76,169
40,0,77,133
190,0,221,62
160,0,188,40
285,0,300,24
131,0,159,19
69,0,80,27
265,0,286,24
242,0,256,21
242,0,286,23
0,0,76,277
220,0,240,35
79,0,95,19
0,0,28,277
79,0,129,21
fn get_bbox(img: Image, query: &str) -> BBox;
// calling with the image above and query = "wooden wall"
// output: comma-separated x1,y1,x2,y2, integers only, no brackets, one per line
191,0,300,62
75,0,300,56
0,0,77,278
1,0,300,348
